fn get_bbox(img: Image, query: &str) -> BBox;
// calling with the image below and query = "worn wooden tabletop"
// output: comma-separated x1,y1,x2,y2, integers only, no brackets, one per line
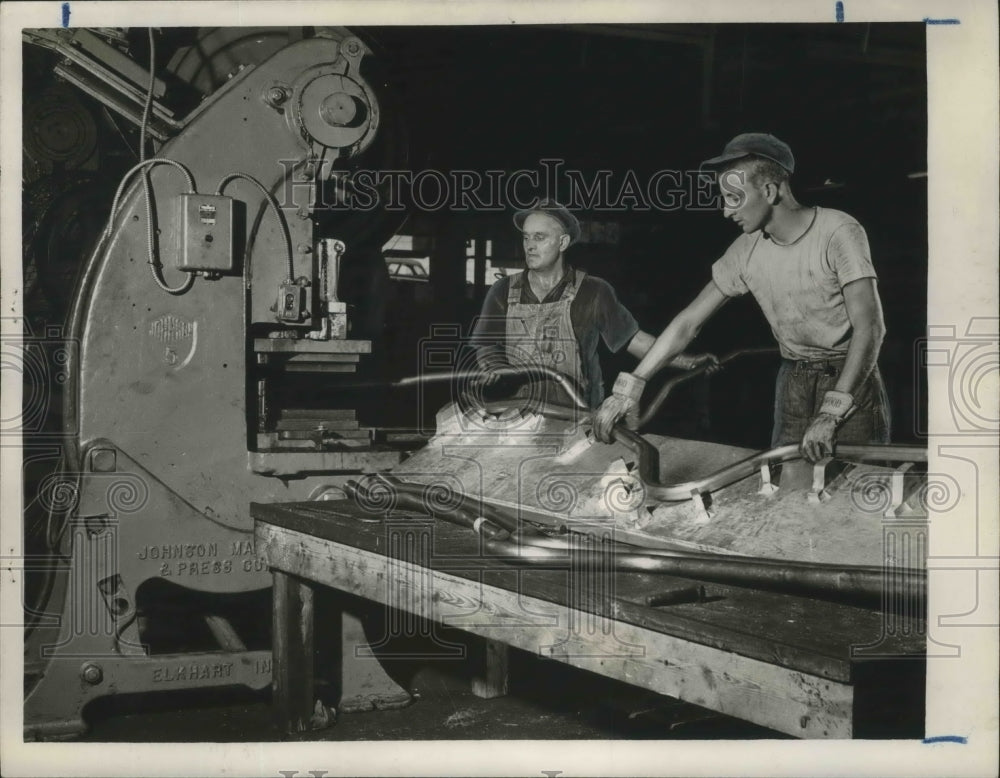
252,499,926,685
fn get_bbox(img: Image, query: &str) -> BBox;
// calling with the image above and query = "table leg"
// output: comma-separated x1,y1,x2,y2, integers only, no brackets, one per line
272,569,315,733
471,638,509,699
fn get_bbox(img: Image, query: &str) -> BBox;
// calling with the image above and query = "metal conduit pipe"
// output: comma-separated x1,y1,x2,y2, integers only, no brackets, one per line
358,475,729,560
613,429,928,502
353,475,711,558
364,472,523,535
344,478,512,540
459,371,929,503
506,531,921,578
507,531,763,561
368,383,927,506
340,365,929,607
497,400,929,501
391,366,590,411
481,537,924,609
439,348,778,424
354,474,714,557
352,476,693,555
344,477,925,608
358,475,923,574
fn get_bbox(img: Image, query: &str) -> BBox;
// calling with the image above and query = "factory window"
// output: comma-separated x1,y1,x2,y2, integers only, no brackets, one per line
383,234,430,281
466,238,506,284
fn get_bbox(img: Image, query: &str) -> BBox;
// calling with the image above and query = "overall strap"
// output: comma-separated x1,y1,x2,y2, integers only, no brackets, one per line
510,269,584,306
507,272,524,306
563,269,586,301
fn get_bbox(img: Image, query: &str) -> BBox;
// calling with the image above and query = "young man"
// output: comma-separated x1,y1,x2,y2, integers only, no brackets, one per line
593,133,890,461
472,200,714,409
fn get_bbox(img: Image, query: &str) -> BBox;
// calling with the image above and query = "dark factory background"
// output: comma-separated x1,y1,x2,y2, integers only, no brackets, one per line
22,23,928,451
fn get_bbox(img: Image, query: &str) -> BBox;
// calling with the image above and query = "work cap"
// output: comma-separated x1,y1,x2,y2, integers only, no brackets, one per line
701,132,795,174
513,199,581,245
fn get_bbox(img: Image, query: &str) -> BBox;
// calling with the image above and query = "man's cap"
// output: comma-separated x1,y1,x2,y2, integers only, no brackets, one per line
701,132,795,174
513,199,581,245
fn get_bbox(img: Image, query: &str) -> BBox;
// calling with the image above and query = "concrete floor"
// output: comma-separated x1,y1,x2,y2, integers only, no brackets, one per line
76,645,782,742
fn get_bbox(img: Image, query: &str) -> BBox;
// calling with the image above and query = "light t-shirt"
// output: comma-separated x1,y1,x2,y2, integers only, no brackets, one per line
711,207,877,361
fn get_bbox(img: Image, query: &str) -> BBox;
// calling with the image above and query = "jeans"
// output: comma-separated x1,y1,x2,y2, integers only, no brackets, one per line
772,359,891,447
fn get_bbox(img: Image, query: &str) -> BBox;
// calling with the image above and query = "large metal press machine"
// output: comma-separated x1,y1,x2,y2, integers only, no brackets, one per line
22,26,424,738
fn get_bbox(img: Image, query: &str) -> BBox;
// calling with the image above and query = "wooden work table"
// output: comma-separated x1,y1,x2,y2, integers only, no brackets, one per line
252,499,926,739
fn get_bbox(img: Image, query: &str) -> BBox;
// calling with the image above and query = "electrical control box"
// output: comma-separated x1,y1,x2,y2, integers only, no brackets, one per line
276,282,308,322
177,193,243,274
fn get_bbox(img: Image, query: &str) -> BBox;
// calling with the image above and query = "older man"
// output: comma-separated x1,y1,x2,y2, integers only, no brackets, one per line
472,200,714,409
594,133,890,461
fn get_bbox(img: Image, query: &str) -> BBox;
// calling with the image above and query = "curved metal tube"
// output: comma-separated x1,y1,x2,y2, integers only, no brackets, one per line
614,430,927,502
483,537,923,608
347,474,518,536
385,368,929,505
445,361,927,503
507,531,775,562
392,366,589,411
343,355,929,609
637,346,779,429
343,477,924,608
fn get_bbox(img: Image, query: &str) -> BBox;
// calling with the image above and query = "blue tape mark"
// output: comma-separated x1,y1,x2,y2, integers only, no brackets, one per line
923,735,968,744
61,2,70,27
835,1,844,22
924,17,960,24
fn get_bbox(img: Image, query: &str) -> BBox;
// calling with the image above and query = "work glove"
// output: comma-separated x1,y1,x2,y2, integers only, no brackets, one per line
593,372,646,443
800,414,839,462
800,390,854,462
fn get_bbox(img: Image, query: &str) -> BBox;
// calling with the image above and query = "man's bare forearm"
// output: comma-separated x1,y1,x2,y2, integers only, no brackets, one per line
627,329,714,369
834,322,884,397
633,317,700,380
626,330,655,360
834,278,886,399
